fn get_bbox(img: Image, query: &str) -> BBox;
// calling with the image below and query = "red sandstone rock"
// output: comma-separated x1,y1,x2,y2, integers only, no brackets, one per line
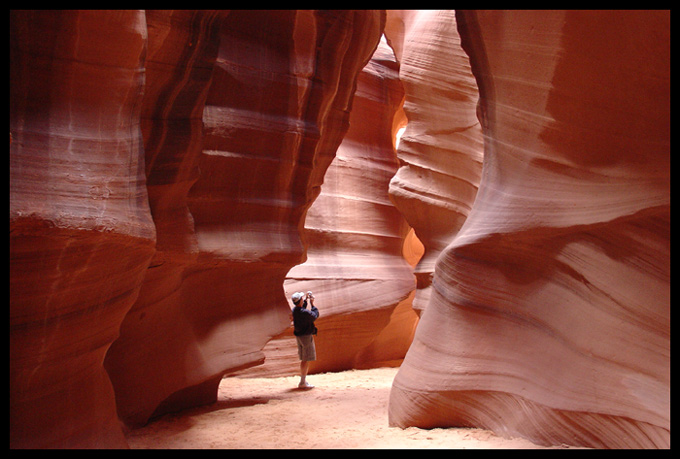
10,9,384,446
10,10,154,448
384,10,484,314
107,10,385,428
389,10,670,448
10,9,670,450
103,10,226,428
241,37,418,377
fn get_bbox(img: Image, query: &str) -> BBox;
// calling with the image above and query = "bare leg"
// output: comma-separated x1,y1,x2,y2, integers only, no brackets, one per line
299,361,313,388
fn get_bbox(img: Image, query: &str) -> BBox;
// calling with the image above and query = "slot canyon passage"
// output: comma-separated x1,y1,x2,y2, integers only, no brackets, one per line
9,10,669,449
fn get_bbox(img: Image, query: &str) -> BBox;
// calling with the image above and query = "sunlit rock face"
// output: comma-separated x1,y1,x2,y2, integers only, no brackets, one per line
240,36,419,378
10,10,155,448
384,10,483,315
389,10,670,449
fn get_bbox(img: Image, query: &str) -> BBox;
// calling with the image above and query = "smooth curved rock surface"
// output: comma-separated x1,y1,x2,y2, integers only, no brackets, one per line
241,36,418,378
389,10,670,449
10,9,670,450
384,10,483,314
11,9,384,446
10,10,155,448
105,9,385,428
103,10,226,428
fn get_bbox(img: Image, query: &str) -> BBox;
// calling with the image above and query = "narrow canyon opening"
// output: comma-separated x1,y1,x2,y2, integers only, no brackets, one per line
234,31,430,378
234,18,482,379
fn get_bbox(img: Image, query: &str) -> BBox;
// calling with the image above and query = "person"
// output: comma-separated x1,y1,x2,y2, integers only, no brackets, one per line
291,291,319,389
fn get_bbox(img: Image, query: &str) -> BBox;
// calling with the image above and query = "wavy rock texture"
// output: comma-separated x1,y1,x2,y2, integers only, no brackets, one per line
240,37,419,378
10,9,384,446
10,11,155,448
384,10,483,314
389,10,670,449
105,10,384,428
103,10,226,428
11,9,670,450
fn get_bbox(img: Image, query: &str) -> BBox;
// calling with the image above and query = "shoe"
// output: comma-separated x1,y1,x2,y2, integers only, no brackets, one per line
298,382,314,390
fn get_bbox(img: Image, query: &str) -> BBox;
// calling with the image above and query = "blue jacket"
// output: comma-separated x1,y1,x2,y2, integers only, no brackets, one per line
292,300,319,336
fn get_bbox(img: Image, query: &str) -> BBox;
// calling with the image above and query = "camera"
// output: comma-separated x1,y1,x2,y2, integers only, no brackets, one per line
307,291,314,299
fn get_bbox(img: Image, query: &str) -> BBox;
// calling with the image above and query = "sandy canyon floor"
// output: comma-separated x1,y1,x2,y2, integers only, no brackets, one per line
124,367,579,449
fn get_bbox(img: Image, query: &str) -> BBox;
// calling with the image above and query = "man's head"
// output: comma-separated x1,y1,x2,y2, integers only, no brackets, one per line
291,291,305,305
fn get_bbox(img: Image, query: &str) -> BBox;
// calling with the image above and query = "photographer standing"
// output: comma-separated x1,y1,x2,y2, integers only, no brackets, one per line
291,291,319,389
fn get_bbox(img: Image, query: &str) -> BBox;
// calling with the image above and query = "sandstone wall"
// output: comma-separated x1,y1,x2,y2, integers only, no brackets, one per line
388,10,670,448
10,9,384,447
10,10,670,450
384,10,484,314
103,10,227,428
10,10,155,448
107,9,385,428
241,36,419,378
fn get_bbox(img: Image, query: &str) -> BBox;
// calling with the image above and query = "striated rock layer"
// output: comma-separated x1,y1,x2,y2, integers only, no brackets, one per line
11,9,670,450
105,10,385,428
10,10,155,448
11,9,384,446
241,36,419,378
389,10,670,448
103,10,227,429
384,10,484,314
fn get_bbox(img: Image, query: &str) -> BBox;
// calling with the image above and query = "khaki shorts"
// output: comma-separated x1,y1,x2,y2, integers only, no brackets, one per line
295,334,316,361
